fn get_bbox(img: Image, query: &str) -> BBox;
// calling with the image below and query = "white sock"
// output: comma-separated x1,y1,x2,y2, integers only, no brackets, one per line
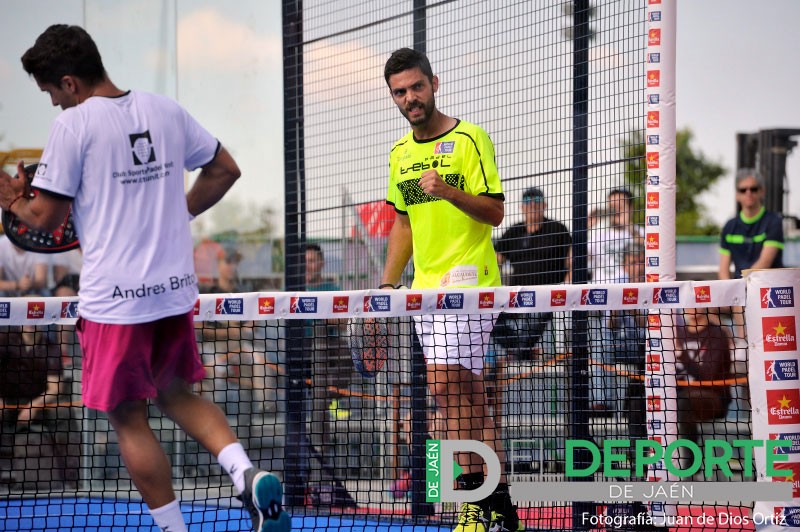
149,499,187,532
217,442,254,493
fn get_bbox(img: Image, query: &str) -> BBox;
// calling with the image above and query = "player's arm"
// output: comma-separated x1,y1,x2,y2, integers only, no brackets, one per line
717,251,732,280
0,160,72,232
418,169,503,226
381,212,413,287
186,146,241,218
751,217,784,270
750,245,780,270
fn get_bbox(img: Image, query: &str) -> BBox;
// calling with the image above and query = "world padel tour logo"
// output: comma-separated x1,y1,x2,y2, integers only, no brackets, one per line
580,289,607,306
0,302,10,319
551,290,567,307
775,507,800,527
622,288,638,305
694,286,711,303
434,141,455,154
767,389,800,425
437,293,464,310
364,295,390,312
509,291,535,308
761,287,795,308
762,316,798,352
649,10,661,21
258,297,275,315
27,301,45,319
770,433,800,455
61,301,79,319
652,287,679,304
291,296,318,314
771,462,800,498
216,298,243,315
478,292,495,309
406,294,422,311
333,296,349,313
765,360,799,381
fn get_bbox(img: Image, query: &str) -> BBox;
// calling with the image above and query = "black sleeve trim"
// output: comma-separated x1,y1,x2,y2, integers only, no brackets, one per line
33,187,74,202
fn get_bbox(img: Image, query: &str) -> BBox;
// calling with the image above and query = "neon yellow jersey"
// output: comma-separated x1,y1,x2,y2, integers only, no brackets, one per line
387,120,504,289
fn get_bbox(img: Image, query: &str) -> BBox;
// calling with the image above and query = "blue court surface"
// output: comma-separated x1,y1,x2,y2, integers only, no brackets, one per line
0,497,453,532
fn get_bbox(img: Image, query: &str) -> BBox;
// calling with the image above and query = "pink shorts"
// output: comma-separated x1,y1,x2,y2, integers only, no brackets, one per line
77,311,206,412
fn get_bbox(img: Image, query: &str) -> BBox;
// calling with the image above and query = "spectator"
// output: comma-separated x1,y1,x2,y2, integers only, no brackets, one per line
194,237,225,292
0,235,48,296
495,186,572,357
50,248,83,288
675,307,732,450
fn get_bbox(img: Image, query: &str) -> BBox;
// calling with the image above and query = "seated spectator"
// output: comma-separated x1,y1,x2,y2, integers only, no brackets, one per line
676,307,732,446
50,248,83,289
0,235,48,296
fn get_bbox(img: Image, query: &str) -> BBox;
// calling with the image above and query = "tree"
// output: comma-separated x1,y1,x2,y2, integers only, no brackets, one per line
621,128,726,235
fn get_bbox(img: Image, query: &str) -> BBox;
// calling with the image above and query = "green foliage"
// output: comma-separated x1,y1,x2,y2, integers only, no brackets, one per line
621,128,726,235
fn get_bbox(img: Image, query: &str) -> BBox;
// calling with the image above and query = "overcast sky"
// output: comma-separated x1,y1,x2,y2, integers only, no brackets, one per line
1,0,798,235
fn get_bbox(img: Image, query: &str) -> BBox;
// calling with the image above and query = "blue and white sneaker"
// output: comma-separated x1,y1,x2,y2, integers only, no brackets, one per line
240,468,291,532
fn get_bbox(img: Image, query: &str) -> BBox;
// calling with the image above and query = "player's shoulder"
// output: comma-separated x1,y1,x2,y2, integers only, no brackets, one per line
453,119,490,138
390,131,414,153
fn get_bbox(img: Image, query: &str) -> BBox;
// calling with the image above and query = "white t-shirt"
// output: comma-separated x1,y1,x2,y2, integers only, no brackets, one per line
33,90,218,323
588,224,644,284
0,235,48,284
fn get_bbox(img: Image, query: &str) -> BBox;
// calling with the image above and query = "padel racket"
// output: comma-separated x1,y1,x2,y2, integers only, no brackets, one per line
1,163,79,253
348,316,389,378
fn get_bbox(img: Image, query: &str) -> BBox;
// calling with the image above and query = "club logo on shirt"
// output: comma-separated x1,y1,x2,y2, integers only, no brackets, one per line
364,295,390,312
478,292,495,309
27,301,45,319
434,141,455,154
581,289,607,306
258,297,275,315
129,131,156,165
437,293,464,310
652,287,679,304
622,287,638,305
551,290,567,307
332,296,349,313
35,163,48,178
509,291,536,308
763,316,798,352
216,297,243,315
767,389,800,425
291,296,318,314
694,286,711,304
61,301,79,319
406,294,422,311
761,287,795,308
765,360,799,381
0,302,10,319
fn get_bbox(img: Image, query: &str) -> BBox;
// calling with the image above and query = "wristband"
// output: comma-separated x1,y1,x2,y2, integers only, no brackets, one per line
378,283,396,289
7,194,25,213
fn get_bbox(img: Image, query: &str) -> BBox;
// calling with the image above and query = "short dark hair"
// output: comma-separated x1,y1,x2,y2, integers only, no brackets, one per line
54,273,80,294
305,243,323,258
384,48,434,85
21,24,106,87
608,188,634,205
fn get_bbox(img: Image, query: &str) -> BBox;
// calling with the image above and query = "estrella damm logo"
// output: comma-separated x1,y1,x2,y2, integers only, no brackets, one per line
258,297,275,315
646,273,660,282
765,360,799,381
771,462,800,498
652,287,679,304
580,289,607,306
363,295,390,312
770,433,800,455
648,315,661,329
762,316,798,352
647,70,660,87
216,297,243,315
0,302,10,319
646,191,659,209
694,285,711,303
645,353,662,372
406,294,422,311
27,301,45,319
291,296,318,314
437,293,464,310
61,301,79,319
622,288,638,305
761,287,795,308
478,292,495,309
648,28,661,45
193,299,201,316
333,296,349,313
509,291,535,308
646,233,659,250
647,111,659,128
646,151,659,169
646,396,662,412
767,389,800,425
551,290,567,307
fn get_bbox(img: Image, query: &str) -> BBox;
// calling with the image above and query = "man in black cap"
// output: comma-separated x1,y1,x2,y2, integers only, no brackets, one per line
495,187,572,357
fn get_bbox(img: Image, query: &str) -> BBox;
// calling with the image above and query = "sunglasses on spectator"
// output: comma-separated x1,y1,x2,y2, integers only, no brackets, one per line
737,186,760,193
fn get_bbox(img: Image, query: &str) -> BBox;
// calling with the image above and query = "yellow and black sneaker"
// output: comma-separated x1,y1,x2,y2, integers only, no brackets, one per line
453,502,490,532
489,510,524,532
